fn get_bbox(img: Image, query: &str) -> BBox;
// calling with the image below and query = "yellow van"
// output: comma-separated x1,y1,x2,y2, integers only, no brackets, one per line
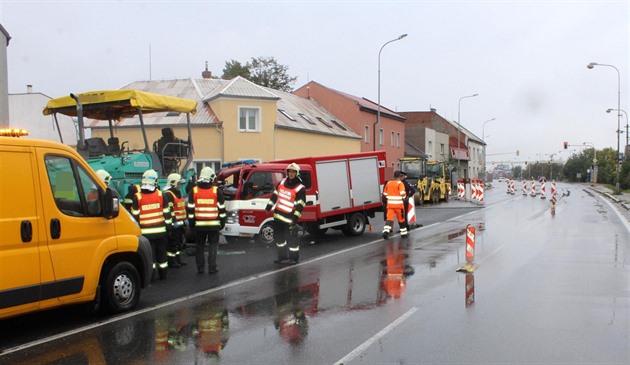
0,131,153,319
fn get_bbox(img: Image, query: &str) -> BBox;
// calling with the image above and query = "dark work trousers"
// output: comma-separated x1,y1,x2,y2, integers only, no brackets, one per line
195,230,219,272
275,221,299,262
148,236,168,279
166,227,185,267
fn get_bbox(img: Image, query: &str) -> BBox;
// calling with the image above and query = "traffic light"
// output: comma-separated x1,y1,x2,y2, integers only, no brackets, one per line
563,141,568,149
516,149,519,156
525,161,528,165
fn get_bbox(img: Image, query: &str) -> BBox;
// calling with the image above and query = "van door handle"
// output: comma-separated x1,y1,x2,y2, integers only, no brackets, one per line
20,220,32,242
50,218,61,239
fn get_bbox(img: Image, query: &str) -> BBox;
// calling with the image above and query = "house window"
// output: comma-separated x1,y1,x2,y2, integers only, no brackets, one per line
239,107,260,132
364,126,370,143
379,128,383,146
440,143,445,156
396,132,401,147
194,160,222,176
429,141,433,154
391,131,395,146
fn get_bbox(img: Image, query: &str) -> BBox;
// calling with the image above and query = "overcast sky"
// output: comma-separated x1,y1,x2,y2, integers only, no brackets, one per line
1,1,628,165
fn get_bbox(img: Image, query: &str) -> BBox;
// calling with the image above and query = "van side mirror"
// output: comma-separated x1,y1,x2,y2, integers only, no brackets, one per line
103,188,120,219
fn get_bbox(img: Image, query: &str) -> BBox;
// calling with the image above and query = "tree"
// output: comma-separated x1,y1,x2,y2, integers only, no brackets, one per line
221,59,250,80
221,56,297,92
247,56,297,92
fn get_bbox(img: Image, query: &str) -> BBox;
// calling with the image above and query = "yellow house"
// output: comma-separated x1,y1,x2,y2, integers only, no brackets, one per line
88,77,361,173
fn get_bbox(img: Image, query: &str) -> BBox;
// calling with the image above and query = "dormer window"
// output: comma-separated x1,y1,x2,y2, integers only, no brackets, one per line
298,113,316,125
316,117,333,128
278,109,296,121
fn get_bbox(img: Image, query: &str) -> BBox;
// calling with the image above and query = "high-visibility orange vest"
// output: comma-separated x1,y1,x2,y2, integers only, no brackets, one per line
136,190,167,235
383,180,406,207
274,178,304,224
192,186,221,227
165,190,187,222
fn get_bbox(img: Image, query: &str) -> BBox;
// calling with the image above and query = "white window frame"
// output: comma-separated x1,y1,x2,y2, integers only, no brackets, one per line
378,128,384,146
364,125,370,143
396,132,401,147
391,131,395,146
238,106,261,132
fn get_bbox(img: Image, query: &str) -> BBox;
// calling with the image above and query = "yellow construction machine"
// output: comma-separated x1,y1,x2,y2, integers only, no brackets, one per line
399,158,449,205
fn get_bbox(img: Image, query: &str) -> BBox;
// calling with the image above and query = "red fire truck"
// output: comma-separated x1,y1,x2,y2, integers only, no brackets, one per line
218,151,386,244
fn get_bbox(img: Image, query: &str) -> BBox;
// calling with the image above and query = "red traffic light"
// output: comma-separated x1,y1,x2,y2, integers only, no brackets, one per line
563,141,568,149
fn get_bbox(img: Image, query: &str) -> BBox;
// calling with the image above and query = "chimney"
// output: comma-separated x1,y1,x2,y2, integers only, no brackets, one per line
430,108,436,112
202,61,212,79
27,84,32,93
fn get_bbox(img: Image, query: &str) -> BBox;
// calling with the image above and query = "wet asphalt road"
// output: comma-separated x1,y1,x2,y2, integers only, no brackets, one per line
1,182,628,364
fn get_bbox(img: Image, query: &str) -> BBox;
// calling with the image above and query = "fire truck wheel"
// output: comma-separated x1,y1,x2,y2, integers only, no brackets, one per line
258,221,276,245
306,224,328,237
342,212,366,236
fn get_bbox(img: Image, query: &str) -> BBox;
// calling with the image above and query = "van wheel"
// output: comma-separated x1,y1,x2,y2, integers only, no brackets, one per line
342,212,366,236
258,221,276,245
103,262,141,313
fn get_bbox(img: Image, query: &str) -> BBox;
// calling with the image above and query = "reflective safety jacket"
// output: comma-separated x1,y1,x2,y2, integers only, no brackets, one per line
267,178,306,225
165,189,187,223
131,189,172,238
383,179,406,208
187,185,226,231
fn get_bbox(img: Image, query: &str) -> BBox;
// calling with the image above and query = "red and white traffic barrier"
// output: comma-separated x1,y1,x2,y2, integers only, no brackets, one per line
477,180,484,203
540,180,546,199
522,180,528,195
458,179,465,199
530,178,537,197
457,224,478,273
471,180,478,201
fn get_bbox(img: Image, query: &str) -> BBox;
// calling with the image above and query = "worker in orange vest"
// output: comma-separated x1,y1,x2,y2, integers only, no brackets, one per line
382,171,408,239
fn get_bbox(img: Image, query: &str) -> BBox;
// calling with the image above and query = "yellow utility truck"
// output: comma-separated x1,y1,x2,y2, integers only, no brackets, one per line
0,129,153,320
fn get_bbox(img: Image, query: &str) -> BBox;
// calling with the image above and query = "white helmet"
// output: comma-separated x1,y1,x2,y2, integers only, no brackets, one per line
141,169,158,185
95,169,112,186
286,163,300,175
167,173,184,187
198,167,216,182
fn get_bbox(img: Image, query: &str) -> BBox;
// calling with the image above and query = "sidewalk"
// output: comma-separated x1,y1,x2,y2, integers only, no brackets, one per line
587,184,630,223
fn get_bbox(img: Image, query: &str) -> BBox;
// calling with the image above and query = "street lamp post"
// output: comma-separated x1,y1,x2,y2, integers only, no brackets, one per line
457,93,479,179
481,117,496,182
583,142,597,186
607,108,628,146
588,62,621,194
374,34,408,151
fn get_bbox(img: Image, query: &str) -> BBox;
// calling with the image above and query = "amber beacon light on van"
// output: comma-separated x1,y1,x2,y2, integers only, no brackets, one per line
0,128,29,137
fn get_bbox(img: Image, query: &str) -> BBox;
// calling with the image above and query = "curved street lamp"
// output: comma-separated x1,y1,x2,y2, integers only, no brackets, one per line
607,108,628,146
587,62,621,194
583,142,597,186
456,93,478,179
374,34,408,151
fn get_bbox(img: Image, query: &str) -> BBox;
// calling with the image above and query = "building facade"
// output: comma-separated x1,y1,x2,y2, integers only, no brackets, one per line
1,23,10,127
294,81,406,179
87,76,361,174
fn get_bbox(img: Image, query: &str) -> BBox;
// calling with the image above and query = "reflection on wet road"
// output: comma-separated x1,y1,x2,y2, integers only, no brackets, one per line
1,183,628,364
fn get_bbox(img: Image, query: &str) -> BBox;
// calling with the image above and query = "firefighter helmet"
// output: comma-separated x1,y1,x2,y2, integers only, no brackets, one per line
286,163,300,175
167,173,184,187
95,169,112,186
198,167,216,183
141,169,158,185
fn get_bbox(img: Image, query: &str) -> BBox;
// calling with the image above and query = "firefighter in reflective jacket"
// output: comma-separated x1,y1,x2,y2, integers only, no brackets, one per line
130,169,174,280
164,173,187,268
187,167,226,274
382,171,408,239
265,163,306,265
